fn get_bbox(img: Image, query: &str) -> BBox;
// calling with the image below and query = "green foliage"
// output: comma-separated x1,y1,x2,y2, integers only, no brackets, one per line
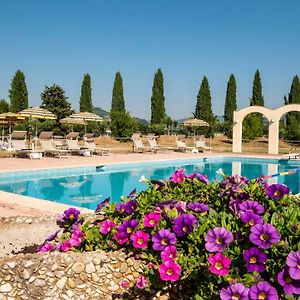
110,110,137,138
41,84,73,121
9,70,28,112
0,99,9,113
151,69,166,125
194,76,214,137
250,70,264,106
111,72,125,113
46,172,300,299
224,74,237,138
79,74,93,112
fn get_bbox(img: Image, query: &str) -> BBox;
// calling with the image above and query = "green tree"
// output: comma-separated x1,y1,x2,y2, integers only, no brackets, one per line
224,74,237,138
79,74,93,112
0,99,9,113
195,76,214,136
151,69,166,125
9,70,28,112
286,75,300,140
41,84,73,121
110,111,137,139
243,70,265,140
111,72,125,113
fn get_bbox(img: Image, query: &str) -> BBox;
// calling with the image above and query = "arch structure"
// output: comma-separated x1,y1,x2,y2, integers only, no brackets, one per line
232,104,300,154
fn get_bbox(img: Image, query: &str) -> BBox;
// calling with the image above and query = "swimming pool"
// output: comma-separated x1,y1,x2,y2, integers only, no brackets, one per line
0,157,299,210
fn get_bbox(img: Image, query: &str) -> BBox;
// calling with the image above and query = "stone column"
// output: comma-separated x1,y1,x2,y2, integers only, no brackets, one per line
268,119,279,154
232,114,242,153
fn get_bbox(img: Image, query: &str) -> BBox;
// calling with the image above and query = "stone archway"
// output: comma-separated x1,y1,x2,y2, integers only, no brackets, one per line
232,104,300,154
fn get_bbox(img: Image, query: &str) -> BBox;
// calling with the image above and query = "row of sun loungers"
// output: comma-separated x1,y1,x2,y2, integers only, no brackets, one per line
132,134,213,153
3,131,110,159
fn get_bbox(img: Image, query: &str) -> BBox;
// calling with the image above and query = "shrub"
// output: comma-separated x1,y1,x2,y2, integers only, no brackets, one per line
39,169,300,299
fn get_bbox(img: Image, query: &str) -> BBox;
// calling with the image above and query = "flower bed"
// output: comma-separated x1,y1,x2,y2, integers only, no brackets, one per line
39,169,300,299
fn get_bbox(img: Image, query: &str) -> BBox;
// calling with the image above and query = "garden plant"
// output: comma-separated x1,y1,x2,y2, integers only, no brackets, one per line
38,169,300,299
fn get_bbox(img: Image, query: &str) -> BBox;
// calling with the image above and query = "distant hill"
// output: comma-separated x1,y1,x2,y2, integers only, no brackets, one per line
93,107,149,125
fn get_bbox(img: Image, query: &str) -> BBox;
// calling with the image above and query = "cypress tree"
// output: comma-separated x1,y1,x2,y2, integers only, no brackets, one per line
111,72,125,113
150,69,166,125
195,76,214,123
250,70,264,106
9,70,28,112
286,75,300,140
79,74,93,112
224,74,237,138
0,99,9,113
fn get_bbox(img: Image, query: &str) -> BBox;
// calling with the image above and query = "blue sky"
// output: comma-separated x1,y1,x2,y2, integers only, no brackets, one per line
0,1,299,119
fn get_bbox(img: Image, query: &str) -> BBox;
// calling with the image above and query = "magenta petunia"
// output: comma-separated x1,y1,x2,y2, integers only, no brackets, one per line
136,275,148,289
158,260,181,282
220,283,249,300
187,202,209,213
152,229,177,251
60,240,72,252
208,252,231,276
249,281,279,300
100,220,116,234
266,183,289,199
286,250,300,280
188,172,209,184
277,266,300,295
161,245,177,261
238,200,265,215
113,232,129,245
38,242,54,253
173,213,198,237
243,247,267,273
205,227,234,252
69,227,85,247
170,168,186,183
249,223,281,249
240,210,263,227
130,230,150,249
116,200,137,214
144,212,161,227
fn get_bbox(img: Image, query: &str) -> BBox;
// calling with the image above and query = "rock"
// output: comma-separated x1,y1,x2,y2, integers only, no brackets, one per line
34,279,46,287
0,283,12,293
56,277,67,290
72,262,85,274
85,262,96,274
108,284,119,292
66,290,74,298
77,284,86,289
6,262,16,269
79,272,88,282
24,261,34,268
120,262,128,273
28,276,35,283
67,278,76,289
21,269,30,280
92,273,99,282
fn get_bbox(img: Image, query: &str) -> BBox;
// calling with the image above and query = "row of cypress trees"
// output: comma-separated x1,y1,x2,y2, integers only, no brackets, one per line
1,69,300,139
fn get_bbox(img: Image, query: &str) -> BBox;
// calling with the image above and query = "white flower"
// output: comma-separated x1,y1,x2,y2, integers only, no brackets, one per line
139,175,148,182
216,168,225,177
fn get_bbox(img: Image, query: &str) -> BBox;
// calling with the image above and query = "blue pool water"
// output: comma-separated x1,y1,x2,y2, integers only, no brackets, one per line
0,157,299,210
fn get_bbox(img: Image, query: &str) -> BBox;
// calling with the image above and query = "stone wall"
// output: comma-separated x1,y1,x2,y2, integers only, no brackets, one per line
0,250,145,300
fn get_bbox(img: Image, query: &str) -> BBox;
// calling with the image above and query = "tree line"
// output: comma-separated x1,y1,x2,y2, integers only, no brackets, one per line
0,69,299,140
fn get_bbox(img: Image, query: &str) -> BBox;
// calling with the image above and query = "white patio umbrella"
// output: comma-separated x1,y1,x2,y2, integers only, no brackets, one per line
182,118,209,136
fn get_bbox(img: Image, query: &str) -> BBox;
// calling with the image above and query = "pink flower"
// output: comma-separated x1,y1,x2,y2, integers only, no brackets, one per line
161,245,177,261
158,260,181,282
208,253,231,276
61,240,72,252
100,220,116,234
170,168,186,183
69,228,85,247
144,212,161,227
136,275,148,289
38,242,54,253
130,230,150,249
120,280,130,289
113,232,129,245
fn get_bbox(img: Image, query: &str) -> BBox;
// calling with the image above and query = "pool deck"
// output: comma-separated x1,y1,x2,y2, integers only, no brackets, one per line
0,152,288,217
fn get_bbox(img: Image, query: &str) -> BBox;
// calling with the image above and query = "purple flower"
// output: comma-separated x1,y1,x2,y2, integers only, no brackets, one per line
173,213,198,237
239,201,265,215
95,197,110,213
205,227,234,252
130,230,150,249
136,275,148,289
249,281,278,300
266,184,289,199
188,172,209,184
152,229,177,251
127,188,137,199
286,250,300,280
240,210,263,227
118,219,139,236
277,266,300,295
157,200,187,214
113,232,128,245
161,245,177,261
243,247,267,273
57,207,80,223
158,260,181,282
61,240,72,252
38,242,54,253
187,202,209,213
220,283,249,300
220,175,249,196
100,220,116,234
116,200,137,214
150,179,165,188
249,223,281,249
170,168,186,183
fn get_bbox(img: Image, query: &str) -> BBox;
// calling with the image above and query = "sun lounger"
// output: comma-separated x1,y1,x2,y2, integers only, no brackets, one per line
39,139,70,158
11,134,43,159
132,135,145,153
176,140,193,152
196,138,212,152
66,139,92,156
146,135,175,152
281,152,300,159
84,139,110,156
